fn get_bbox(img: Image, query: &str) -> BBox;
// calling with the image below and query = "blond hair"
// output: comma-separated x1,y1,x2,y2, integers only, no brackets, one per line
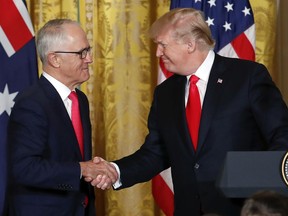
149,8,215,50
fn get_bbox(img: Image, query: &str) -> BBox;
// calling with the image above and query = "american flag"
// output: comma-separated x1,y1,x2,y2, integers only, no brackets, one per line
0,0,38,214
152,0,255,215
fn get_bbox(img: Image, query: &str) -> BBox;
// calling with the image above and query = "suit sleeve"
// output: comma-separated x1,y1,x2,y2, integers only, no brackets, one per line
249,63,288,150
114,87,170,189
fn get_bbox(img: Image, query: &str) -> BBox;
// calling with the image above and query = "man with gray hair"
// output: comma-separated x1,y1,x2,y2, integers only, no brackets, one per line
7,19,117,216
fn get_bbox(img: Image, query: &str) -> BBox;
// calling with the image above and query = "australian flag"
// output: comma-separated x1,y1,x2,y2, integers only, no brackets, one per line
0,0,38,214
153,0,255,215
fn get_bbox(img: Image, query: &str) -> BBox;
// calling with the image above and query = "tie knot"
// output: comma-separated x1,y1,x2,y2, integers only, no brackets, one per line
190,75,199,84
68,91,78,101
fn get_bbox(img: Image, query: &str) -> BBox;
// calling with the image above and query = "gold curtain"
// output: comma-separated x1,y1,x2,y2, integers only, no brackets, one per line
78,1,170,215
250,0,277,80
276,0,288,103
26,0,280,215
27,0,79,72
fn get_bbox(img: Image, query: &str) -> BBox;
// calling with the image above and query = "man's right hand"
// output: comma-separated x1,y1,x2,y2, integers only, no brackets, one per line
79,158,118,190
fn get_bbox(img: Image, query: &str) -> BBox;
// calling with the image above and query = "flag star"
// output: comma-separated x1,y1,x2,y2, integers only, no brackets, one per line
195,0,201,3
206,17,215,26
0,84,18,116
207,0,216,7
223,21,232,31
242,6,251,16
225,2,233,12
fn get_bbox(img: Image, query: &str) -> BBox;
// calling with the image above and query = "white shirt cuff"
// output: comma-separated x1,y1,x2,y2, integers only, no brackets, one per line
110,162,122,188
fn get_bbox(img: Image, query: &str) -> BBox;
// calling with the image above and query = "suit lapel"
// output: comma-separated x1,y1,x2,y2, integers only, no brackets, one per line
39,76,83,160
76,89,91,161
197,55,226,151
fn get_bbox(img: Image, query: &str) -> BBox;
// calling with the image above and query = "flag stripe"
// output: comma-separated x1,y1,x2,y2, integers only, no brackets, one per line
159,168,174,192
217,43,239,58
245,25,256,46
231,30,255,61
13,0,35,36
0,27,15,57
152,175,174,216
0,0,33,52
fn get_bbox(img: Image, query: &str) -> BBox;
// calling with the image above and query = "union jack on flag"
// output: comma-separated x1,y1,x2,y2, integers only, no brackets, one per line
0,0,38,214
153,0,255,215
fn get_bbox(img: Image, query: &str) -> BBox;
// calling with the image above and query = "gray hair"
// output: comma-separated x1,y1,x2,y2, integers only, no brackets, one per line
36,19,80,64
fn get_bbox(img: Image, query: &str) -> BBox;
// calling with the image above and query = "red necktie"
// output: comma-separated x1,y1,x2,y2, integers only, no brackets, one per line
69,91,84,158
186,75,201,150
69,92,88,207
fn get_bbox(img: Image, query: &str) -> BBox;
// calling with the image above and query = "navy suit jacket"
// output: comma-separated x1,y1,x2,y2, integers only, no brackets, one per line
114,54,288,216
8,76,95,216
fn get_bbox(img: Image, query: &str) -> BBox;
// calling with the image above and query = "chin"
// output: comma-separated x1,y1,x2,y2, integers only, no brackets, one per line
83,75,90,82
82,71,90,79
164,61,174,69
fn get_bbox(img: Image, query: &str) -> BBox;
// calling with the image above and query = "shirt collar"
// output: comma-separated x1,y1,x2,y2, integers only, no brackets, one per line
42,72,72,101
187,50,215,82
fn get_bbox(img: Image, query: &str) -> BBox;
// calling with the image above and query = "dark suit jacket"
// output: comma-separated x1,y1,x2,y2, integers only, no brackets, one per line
114,54,288,216
7,76,95,216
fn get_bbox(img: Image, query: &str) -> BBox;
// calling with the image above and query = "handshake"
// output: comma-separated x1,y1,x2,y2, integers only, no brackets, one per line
79,157,118,190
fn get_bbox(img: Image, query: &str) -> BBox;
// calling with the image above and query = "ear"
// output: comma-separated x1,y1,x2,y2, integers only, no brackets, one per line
187,41,196,54
47,52,60,68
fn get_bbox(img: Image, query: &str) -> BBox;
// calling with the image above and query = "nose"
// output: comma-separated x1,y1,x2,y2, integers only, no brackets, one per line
156,45,163,58
84,51,93,63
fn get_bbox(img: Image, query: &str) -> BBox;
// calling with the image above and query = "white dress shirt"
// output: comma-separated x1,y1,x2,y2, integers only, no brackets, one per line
185,50,215,107
42,72,73,118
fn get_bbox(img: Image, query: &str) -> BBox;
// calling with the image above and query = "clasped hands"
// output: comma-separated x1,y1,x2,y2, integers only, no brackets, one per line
79,157,118,190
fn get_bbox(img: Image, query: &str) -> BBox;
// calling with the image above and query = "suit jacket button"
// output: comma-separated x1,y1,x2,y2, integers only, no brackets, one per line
194,163,200,169
82,201,87,207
